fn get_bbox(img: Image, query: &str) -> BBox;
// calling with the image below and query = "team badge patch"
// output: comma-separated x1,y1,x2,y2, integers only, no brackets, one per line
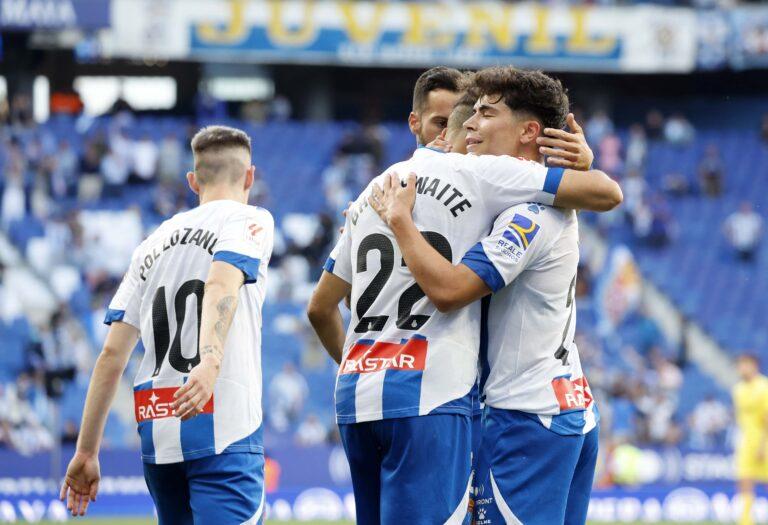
502,214,540,249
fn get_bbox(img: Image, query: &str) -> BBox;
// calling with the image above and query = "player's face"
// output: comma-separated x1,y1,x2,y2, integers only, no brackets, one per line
411,89,460,145
738,358,759,380
464,95,523,157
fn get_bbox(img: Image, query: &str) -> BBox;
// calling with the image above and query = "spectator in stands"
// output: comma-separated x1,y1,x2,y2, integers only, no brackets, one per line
761,113,768,144
625,124,647,171
9,93,34,128
268,362,309,432
271,94,292,122
698,144,724,197
1,168,25,230
100,148,130,198
724,201,763,262
61,420,79,445
632,196,673,248
158,133,183,185
585,109,614,146
131,133,159,184
322,153,354,217
51,140,78,199
621,169,647,222
662,171,692,197
688,395,730,449
295,414,327,446
598,133,623,174
644,110,664,141
664,112,695,146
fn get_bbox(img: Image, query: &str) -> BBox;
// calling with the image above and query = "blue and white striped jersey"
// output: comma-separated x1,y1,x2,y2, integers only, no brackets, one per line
105,200,274,464
461,203,598,435
324,148,564,424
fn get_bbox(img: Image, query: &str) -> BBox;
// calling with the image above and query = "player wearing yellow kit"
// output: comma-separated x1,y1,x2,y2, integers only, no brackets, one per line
733,354,768,525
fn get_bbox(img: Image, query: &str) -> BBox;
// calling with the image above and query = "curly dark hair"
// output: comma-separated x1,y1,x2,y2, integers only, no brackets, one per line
412,66,466,113
473,67,569,130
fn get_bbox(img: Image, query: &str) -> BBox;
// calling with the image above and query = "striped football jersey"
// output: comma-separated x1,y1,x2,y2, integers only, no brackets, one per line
461,202,598,435
324,147,564,424
106,200,274,464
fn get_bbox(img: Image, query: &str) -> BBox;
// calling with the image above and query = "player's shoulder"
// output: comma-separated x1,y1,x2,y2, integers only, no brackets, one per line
215,201,274,226
494,202,568,231
463,152,540,172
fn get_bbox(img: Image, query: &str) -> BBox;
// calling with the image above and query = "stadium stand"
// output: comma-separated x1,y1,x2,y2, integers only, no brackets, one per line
0,105,758,457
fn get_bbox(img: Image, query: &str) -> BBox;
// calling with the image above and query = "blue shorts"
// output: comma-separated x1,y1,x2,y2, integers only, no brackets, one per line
473,408,599,525
339,414,472,525
143,452,265,525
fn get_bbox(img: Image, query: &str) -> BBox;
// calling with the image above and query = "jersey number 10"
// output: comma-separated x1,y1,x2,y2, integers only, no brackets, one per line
151,279,205,376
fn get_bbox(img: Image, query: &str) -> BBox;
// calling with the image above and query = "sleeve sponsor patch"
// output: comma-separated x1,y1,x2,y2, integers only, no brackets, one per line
495,213,540,263
244,217,265,249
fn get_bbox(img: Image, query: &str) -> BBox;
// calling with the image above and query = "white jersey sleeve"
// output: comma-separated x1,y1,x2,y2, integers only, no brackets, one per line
469,155,563,210
323,215,353,284
460,203,559,292
212,208,274,284
105,245,143,329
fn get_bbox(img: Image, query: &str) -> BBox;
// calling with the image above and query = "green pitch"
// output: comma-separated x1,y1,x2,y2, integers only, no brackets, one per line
33,518,720,525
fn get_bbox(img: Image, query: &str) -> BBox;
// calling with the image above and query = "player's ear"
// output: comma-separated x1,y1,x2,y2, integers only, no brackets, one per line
439,128,448,140
186,171,200,195
408,111,421,136
244,165,255,192
520,119,542,145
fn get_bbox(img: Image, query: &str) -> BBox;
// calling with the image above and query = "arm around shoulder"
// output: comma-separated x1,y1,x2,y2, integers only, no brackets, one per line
553,169,623,212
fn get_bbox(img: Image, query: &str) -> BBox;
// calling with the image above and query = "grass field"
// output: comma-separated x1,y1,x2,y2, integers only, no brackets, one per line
31,518,722,525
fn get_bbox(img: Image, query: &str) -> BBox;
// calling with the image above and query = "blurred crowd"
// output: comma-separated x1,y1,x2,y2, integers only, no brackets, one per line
585,108,763,262
0,99,750,458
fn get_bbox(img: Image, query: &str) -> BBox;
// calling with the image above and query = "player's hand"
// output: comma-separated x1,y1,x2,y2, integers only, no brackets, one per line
368,172,417,227
60,451,100,517
172,354,220,420
537,113,594,171
426,130,452,153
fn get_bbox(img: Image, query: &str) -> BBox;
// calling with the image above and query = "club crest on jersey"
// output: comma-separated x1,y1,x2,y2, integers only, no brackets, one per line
134,387,214,422
341,336,428,374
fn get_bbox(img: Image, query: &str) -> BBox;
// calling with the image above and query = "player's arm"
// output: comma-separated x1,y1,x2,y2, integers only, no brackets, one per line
552,169,622,212
369,173,490,312
475,115,622,213
62,246,145,517
172,261,244,420
173,209,274,420
60,321,139,517
308,213,354,364
307,271,352,364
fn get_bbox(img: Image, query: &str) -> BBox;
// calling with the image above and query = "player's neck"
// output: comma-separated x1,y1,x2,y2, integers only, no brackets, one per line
198,188,246,206
517,143,543,164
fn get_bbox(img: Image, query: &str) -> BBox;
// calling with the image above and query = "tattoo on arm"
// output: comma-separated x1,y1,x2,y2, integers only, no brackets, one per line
214,296,237,345
200,344,223,362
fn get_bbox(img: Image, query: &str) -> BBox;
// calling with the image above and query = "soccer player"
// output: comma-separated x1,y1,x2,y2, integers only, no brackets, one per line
306,71,620,523
59,126,274,524
733,353,768,525
367,67,604,525
408,66,466,146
